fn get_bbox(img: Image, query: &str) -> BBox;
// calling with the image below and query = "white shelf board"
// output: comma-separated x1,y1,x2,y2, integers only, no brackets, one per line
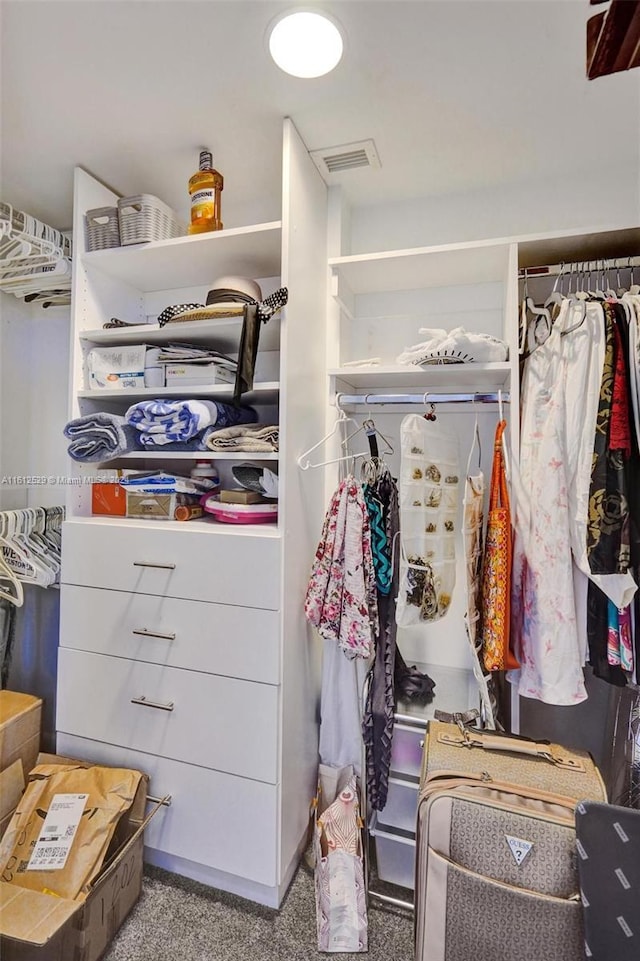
64,515,281,536
109,451,279,461
79,316,281,352
329,363,511,391
329,239,512,294
77,382,280,404
82,222,282,292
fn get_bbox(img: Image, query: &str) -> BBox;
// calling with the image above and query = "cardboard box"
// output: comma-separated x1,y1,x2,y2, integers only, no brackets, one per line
0,754,155,961
126,491,200,520
219,488,265,505
0,693,42,779
0,762,25,840
91,482,127,517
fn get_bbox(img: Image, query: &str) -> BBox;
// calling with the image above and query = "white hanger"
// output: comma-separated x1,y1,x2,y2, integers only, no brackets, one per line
465,402,482,478
498,389,510,482
1,511,53,587
297,406,362,470
0,541,24,607
544,262,566,309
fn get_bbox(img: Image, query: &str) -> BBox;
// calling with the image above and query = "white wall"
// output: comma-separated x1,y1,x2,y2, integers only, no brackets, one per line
0,292,70,509
349,165,640,253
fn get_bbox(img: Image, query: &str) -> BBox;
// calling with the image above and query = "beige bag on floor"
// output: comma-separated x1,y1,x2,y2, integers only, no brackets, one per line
312,764,368,953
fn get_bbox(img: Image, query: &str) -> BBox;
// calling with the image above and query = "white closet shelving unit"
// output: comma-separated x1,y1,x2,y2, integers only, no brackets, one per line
327,212,520,689
324,210,640,905
56,119,328,907
323,207,521,904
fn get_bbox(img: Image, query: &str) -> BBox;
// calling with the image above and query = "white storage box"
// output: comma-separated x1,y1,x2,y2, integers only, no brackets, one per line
165,363,234,386
370,814,416,890
376,775,418,833
87,345,164,389
88,345,146,389
118,194,182,245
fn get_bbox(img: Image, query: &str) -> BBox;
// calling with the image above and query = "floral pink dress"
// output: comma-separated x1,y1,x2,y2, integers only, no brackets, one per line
305,476,378,659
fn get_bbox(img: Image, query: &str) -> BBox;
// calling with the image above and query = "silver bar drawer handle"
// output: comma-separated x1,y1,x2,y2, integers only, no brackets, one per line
132,561,176,570
131,695,174,712
132,628,176,641
419,740,424,749
147,794,172,807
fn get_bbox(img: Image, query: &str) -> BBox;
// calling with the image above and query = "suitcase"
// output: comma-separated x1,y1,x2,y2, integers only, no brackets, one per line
415,721,607,961
575,800,640,961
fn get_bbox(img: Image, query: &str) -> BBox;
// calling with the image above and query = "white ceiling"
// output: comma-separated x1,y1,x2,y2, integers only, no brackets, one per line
1,0,639,233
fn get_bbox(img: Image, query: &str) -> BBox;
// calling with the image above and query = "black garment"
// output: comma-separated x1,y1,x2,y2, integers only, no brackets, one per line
234,288,290,404
576,801,640,960
587,581,627,687
362,471,399,812
587,302,640,686
362,470,435,812
0,599,17,689
234,303,260,405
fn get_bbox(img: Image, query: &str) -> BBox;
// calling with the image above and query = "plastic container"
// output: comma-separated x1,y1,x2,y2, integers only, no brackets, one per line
191,461,220,490
369,814,416,890
202,498,278,525
389,723,425,779
84,206,120,251
376,776,419,834
117,194,182,246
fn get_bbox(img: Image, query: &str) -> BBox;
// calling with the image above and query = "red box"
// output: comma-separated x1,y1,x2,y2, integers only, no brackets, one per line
91,483,126,516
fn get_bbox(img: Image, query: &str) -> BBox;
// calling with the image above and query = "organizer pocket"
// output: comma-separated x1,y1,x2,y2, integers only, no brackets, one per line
401,482,427,509
423,848,583,961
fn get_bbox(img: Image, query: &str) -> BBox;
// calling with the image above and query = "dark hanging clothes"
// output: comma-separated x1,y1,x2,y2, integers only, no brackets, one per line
362,469,435,812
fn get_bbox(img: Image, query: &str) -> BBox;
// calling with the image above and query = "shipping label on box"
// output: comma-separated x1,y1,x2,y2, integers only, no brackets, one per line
27,793,88,872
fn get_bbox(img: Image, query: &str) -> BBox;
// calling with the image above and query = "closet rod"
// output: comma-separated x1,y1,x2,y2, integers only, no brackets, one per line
518,255,640,278
336,391,510,408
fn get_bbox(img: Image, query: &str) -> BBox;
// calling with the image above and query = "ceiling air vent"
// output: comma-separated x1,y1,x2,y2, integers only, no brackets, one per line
310,139,381,177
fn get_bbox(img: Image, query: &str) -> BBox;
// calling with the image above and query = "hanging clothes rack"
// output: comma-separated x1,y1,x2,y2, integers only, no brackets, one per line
518,255,640,279
0,202,72,303
336,391,511,409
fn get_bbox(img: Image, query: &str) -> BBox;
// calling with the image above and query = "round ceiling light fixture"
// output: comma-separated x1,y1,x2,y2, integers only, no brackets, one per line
268,10,344,78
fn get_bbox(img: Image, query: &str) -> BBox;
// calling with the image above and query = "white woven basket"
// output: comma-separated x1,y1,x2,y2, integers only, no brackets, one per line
117,194,183,245
84,206,121,251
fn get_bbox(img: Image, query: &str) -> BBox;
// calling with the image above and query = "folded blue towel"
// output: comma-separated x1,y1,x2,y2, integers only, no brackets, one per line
64,412,140,462
125,399,257,448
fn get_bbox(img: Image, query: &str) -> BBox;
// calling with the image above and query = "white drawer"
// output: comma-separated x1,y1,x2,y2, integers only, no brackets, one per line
57,649,278,783
56,733,277,887
60,585,280,685
61,520,281,609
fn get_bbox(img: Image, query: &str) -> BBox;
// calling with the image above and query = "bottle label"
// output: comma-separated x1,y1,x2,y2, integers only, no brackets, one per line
199,150,213,170
191,189,215,204
191,189,216,221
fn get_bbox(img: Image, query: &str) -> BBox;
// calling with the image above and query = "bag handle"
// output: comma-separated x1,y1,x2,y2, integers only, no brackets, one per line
437,729,586,772
489,420,509,512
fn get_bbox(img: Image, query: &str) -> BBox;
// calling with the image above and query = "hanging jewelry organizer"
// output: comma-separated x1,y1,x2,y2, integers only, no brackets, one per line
0,202,72,306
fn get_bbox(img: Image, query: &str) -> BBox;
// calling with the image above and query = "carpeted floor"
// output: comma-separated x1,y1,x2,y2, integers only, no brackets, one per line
103,862,413,961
